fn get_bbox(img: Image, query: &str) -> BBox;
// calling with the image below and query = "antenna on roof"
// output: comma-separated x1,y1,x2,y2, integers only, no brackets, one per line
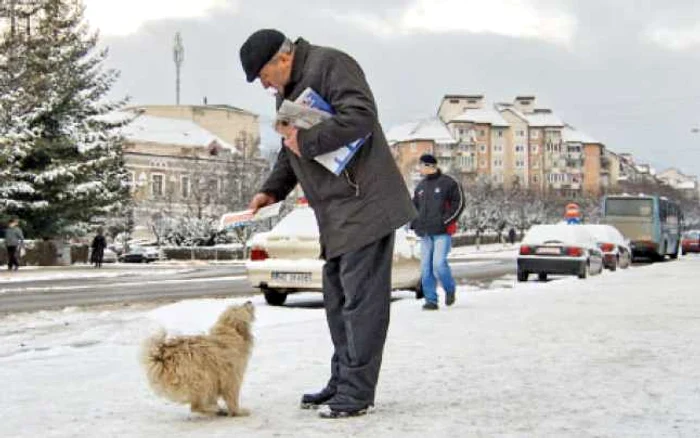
173,32,184,105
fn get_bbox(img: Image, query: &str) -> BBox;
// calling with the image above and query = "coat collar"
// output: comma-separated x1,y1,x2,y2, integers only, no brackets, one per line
284,38,310,97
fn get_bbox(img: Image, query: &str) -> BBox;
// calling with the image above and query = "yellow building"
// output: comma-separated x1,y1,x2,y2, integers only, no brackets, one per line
127,104,260,158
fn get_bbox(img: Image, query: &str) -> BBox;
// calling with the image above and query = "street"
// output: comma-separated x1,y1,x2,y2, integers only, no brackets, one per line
0,257,516,313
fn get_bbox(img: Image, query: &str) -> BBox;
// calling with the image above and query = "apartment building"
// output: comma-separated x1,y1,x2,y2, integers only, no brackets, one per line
657,168,699,200
563,126,605,197
385,118,457,191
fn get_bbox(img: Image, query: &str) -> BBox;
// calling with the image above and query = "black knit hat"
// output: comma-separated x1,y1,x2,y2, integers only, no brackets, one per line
419,153,438,166
239,29,286,83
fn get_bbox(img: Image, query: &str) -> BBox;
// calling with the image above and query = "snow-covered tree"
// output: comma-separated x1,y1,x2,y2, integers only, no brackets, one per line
0,0,129,238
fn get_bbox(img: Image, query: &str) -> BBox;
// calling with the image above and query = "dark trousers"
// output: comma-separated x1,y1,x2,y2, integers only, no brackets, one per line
7,246,19,270
321,232,394,410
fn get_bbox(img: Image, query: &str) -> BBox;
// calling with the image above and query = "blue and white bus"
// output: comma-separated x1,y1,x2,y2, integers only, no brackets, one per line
601,195,682,261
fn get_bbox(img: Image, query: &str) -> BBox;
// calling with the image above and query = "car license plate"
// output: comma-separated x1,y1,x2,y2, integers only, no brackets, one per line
271,271,313,283
536,247,561,255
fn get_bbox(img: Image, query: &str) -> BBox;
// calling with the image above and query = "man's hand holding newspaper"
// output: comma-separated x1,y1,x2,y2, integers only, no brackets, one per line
274,88,368,175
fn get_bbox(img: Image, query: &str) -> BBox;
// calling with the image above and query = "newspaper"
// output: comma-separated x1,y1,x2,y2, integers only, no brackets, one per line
219,202,282,230
275,87,369,176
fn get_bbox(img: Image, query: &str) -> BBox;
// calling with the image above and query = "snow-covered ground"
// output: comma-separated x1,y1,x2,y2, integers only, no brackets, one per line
2,256,700,437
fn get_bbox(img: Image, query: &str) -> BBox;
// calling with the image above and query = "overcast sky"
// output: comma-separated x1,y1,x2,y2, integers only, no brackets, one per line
85,0,700,175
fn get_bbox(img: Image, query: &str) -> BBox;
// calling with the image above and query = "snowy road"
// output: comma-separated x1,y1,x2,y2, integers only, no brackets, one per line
0,259,514,313
1,255,699,437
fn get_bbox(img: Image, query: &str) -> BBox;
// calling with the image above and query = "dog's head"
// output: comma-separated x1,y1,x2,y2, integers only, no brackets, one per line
211,301,255,336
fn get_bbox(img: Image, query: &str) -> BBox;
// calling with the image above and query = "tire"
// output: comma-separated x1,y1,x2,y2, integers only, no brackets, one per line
263,288,288,306
578,262,589,279
517,269,529,282
669,244,680,260
538,272,547,281
609,256,618,272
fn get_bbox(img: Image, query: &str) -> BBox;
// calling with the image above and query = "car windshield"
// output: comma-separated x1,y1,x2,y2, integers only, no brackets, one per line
268,207,319,239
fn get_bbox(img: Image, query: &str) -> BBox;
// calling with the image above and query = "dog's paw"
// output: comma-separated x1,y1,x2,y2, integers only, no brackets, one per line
232,408,250,417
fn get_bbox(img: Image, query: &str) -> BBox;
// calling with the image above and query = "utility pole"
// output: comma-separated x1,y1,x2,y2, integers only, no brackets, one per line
173,32,184,105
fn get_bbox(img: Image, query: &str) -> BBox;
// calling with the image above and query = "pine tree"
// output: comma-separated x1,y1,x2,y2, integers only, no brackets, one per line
0,0,130,238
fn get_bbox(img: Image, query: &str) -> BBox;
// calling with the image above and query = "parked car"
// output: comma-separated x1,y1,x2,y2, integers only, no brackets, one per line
517,224,604,282
581,224,632,271
681,230,700,254
88,247,118,264
246,206,422,306
118,246,163,263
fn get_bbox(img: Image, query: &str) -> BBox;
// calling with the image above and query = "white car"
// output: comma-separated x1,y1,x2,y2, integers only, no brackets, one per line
517,224,604,282
246,206,422,305
581,224,632,271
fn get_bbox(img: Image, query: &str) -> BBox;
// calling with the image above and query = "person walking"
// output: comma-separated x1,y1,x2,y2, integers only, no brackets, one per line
91,228,107,268
411,154,465,310
240,29,417,418
4,218,24,271
508,227,517,245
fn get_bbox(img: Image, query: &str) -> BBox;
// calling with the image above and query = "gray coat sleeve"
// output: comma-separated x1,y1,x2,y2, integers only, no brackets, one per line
260,147,298,202
297,54,376,158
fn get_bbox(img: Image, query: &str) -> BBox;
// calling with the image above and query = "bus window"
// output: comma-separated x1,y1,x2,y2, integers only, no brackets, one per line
605,198,653,216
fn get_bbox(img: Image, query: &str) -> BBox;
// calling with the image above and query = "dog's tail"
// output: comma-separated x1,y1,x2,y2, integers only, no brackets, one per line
141,329,169,374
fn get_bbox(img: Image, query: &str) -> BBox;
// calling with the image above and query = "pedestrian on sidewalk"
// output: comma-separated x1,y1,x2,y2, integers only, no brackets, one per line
411,154,465,310
508,227,517,245
91,228,107,268
240,29,417,418
4,218,24,271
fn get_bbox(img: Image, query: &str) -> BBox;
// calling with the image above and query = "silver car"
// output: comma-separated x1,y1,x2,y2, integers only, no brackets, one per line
517,224,605,282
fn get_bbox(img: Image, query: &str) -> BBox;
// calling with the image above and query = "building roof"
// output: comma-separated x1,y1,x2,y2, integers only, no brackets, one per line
122,114,239,152
386,118,456,144
562,126,601,144
128,104,257,117
523,109,565,127
449,108,510,126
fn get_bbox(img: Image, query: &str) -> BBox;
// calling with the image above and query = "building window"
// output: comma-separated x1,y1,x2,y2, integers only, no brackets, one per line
532,175,539,184
530,145,539,154
497,130,504,138
493,159,503,168
516,160,525,168
518,130,526,137
479,144,487,153
126,172,135,191
181,176,190,199
515,145,524,153
479,129,486,137
151,174,164,197
480,160,487,168
531,130,539,139
449,99,459,104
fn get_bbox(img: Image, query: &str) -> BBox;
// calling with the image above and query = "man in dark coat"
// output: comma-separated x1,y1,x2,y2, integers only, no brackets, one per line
411,154,465,310
91,228,107,268
240,29,417,418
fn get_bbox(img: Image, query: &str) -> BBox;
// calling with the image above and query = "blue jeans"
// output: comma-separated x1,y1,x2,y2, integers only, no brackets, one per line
420,235,456,304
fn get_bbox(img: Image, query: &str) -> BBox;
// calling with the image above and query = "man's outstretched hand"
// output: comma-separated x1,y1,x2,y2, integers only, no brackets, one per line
248,193,276,214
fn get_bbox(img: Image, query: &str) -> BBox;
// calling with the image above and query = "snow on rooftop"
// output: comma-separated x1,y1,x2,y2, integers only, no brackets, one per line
523,110,565,127
450,107,510,126
121,114,238,152
562,126,601,144
386,118,456,144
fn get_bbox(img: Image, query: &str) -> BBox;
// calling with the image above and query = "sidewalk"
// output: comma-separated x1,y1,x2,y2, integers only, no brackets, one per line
1,252,699,436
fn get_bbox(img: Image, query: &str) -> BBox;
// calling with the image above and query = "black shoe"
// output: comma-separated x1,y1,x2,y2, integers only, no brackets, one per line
422,302,438,311
300,387,336,409
445,292,455,307
318,405,370,419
